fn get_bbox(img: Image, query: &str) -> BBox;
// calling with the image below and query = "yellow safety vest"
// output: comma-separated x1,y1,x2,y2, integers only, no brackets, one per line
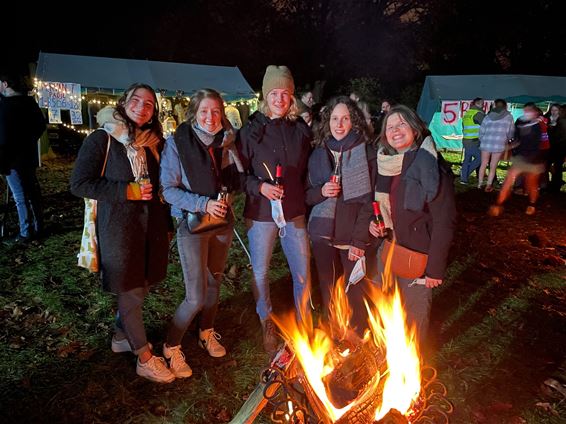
462,108,481,139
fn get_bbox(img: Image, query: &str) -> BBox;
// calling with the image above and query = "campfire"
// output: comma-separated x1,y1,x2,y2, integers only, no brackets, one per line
234,250,454,424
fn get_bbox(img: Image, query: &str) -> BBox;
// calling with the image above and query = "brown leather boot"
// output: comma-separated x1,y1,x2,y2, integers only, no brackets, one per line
261,319,279,354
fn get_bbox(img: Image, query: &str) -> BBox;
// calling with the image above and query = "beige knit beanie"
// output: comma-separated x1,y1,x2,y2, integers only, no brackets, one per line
262,65,295,99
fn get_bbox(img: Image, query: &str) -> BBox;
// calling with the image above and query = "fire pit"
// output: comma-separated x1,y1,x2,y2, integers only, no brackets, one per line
230,280,453,424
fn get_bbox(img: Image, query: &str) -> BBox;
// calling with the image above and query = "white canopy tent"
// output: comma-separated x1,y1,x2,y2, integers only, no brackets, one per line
35,52,256,101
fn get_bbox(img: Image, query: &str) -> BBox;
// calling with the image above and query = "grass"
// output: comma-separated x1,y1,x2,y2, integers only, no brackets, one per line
1,156,565,423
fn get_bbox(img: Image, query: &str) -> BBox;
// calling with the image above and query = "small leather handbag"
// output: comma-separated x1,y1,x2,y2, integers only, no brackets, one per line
380,239,428,280
186,210,231,234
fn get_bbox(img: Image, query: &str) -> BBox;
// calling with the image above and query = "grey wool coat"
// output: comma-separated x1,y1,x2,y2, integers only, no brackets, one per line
70,129,171,293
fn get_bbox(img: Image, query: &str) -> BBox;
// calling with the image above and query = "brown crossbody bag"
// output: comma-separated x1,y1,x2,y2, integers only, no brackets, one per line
380,239,428,280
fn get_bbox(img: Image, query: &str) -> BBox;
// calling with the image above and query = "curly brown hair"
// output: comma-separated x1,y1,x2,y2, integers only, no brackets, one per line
313,96,373,146
115,83,163,139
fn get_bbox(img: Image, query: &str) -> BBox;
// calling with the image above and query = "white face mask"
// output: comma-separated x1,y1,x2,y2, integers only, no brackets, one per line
346,256,366,293
270,199,286,230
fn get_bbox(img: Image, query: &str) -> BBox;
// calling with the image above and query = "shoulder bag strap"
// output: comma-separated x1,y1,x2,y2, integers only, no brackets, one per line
100,132,111,177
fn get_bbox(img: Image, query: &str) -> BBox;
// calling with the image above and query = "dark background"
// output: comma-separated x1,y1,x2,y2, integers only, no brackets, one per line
3,0,565,104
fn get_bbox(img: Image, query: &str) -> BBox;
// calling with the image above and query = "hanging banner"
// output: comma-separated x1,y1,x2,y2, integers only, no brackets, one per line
48,108,62,124
441,100,494,125
38,82,82,110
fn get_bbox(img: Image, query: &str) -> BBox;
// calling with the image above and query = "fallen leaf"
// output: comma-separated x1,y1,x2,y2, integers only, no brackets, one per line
215,408,231,422
535,402,559,417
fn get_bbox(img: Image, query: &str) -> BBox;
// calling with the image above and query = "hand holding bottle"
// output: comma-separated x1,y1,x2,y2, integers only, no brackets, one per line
137,173,152,201
322,181,341,197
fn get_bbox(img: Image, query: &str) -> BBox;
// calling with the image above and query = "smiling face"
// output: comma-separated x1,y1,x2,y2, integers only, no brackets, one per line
266,88,292,118
385,112,415,152
196,97,223,133
329,103,352,141
125,88,156,127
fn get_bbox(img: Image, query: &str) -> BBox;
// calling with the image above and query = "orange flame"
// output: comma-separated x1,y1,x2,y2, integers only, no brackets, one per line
273,247,422,422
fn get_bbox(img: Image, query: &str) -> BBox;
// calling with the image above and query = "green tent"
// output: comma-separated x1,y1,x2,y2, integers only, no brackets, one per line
416,75,566,150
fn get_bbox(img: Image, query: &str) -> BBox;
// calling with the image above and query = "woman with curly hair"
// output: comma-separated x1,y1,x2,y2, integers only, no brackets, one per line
306,96,378,335
71,83,174,383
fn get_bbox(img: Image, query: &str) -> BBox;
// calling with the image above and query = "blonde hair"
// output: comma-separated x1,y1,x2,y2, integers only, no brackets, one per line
259,95,299,121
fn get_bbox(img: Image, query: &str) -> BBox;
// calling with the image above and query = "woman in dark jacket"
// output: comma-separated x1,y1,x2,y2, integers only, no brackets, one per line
236,65,312,354
370,105,456,344
306,96,378,335
160,88,242,378
70,83,174,383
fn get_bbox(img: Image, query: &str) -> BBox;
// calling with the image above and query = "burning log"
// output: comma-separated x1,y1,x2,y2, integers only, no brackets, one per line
231,274,454,423
375,409,409,424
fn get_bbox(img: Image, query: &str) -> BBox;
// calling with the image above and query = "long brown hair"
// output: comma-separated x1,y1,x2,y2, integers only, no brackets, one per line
379,105,431,154
313,96,372,147
114,83,163,139
186,88,227,126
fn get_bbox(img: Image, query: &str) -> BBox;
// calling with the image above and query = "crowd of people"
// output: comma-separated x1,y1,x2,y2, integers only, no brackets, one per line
459,97,566,216
2,65,563,385
66,65,456,383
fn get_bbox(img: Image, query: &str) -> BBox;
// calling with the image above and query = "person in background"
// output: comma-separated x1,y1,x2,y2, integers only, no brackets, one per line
460,98,485,186
306,96,378,335
225,104,243,129
297,99,313,127
236,65,312,354
547,105,566,192
160,88,242,378
301,91,315,108
71,83,173,383
478,99,515,191
375,99,393,133
370,105,456,344
488,103,544,216
0,70,46,244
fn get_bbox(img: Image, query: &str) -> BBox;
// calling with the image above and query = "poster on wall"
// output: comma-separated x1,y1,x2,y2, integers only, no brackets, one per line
70,109,83,125
48,108,62,124
38,82,82,110
441,100,494,125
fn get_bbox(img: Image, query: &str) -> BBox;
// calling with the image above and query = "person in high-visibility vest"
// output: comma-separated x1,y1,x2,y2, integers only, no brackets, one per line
460,98,485,185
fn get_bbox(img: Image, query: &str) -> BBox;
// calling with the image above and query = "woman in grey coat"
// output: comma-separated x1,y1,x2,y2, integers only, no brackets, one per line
71,83,174,383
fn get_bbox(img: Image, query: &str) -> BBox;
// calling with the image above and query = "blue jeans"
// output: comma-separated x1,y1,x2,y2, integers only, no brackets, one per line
167,220,233,346
246,216,311,322
460,141,481,183
6,167,43,238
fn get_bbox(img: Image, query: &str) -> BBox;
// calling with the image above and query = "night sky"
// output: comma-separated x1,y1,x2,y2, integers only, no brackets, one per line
4,0,565,100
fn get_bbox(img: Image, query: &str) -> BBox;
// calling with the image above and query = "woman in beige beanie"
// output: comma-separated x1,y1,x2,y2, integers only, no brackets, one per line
236,65,313,354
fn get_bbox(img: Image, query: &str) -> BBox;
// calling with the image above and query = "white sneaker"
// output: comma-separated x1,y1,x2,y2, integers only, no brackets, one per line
163,344,193,378
136,355,175,383
111,336,152,353
199,328,227,358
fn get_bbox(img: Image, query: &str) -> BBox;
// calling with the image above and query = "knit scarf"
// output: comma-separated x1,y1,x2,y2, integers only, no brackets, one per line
308,131,371,240
375,136,439,231
99,107,161,180
192,121,244,173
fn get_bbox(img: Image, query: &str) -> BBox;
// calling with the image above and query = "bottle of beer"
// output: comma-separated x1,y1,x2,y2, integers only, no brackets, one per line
330,155,341,185
274,163,283,190
217,186,228,203
372,201,385,231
